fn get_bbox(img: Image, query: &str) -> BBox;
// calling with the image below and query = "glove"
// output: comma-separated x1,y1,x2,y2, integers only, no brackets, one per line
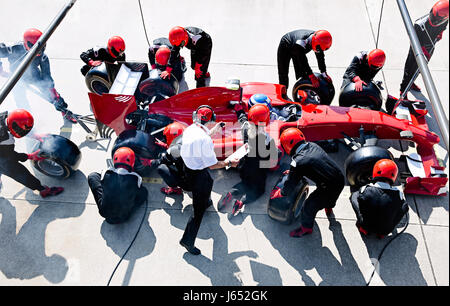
28,149,46,161
321,72,332,83
155,138,169,149
151,64,157,69
283,170,290,175
88,60,102,67
353,76,367,92
308,74,320,88
160,67,173,79
437,32,443,41
421,46,431,60
194,63,203,79
140,157,155,167
270,187,285,200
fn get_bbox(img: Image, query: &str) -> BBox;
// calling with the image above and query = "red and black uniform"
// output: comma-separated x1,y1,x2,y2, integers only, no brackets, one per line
350,182,409,236
342,51,382,88
172,27,212,88
148,37,184,81
88,167,148,224
0,112,46,192
277,29,327,89
400,15,448,93
280,141,344,229
80,46,126,76
0,42,69,113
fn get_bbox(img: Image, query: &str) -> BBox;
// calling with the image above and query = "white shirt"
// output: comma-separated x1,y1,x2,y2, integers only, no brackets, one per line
180,123,218,170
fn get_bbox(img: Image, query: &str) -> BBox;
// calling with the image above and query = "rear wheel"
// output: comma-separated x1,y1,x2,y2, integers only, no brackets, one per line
339,81,383,110
292,73,335,105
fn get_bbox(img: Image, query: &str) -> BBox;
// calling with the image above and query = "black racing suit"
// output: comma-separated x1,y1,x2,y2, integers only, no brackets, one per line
88,167,148,224
229,109,278,204
80,46,126,76
0,112,46,192
350,181,409,236
147,37,184,81
0,42,67,111
171,27,212,88
400,15,448,93
280,141,344,228
341,51,382,88
277,29,327,89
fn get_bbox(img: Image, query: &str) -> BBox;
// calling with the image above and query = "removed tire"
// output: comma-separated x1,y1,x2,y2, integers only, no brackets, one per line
31,134,82,179
344,145,393,189
138,69,179,103
339,81,383,110
268,176,309,225
85,64,111,95
291,72,335,105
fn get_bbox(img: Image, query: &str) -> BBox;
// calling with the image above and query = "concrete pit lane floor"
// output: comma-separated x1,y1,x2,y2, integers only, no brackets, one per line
0,0,447,285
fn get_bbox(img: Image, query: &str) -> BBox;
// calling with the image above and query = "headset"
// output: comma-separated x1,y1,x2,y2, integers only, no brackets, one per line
192,105,216,124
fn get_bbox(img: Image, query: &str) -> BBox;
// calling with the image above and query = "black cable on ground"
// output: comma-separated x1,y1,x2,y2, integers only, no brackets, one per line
138,0,151,47
107,199,148,286
366,211,409,286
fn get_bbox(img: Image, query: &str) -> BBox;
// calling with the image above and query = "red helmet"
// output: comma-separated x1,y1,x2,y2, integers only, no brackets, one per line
193,105,216,124
107,36,126,58
23,28,42,51
311,30,332,52
430,0,449,26
248,104,270,126
7,109,34,138
163,122,186,146
372,159,398,183
113,147,135,170
169,26,189,47
155,46,171,66
280,128,306,155
368,49,386,69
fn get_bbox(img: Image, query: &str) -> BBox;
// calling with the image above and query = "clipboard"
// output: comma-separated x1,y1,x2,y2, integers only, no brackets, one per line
224,143,249,170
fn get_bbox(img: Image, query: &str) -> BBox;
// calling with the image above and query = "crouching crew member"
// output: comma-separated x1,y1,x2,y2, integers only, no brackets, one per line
169,26,212,88
350,159,409,239
400,0,448,98
0,109,64,198
342,49,386,91
0,29,76,123
218,103,278,217
271,128,345,237
148,37,185,82
277,29,333,90
178,105,238,255
88,147,148,224
80,36,126,76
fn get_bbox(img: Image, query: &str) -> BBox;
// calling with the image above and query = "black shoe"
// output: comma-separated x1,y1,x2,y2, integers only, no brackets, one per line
179,239,201,255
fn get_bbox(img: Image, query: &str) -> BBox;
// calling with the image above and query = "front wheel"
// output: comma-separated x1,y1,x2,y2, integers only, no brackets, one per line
291,73,335,105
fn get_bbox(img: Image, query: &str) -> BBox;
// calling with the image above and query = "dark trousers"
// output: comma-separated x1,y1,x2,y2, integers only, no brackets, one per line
400,46,434,93
87,172,148,224
190,38,213,88
277,39,306,89
300,181,344,228
0,158,44,191
157,164,190,191
180,168,213,246
229,181,264,204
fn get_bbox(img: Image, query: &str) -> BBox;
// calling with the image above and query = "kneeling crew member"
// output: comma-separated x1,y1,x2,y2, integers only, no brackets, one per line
169,26,212,88
88,147,148,224
148,37,184,81
80,36,126,76
342,49,386,91
179,105,238,255
219,103,278,217
0,109,64,198
350,159,409,239
271,128,345,237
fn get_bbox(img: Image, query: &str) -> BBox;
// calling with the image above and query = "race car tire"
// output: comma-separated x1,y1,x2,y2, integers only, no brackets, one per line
85,64,111,95
268,177,309,225
138,69,179,103
112,129,166,175
339,81,383,110
31,134,82,179
344,145,393,189
291,72,335,105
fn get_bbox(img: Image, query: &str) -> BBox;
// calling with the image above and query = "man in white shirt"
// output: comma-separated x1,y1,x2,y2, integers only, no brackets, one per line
179,105,238,255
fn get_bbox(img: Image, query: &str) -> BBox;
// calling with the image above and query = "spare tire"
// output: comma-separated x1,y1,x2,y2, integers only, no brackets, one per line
268,176,309,225
344,146,393,189
339,81,383,110
31,134,82,179
138,69,179,103
85,63,111,95
291,72,335,105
